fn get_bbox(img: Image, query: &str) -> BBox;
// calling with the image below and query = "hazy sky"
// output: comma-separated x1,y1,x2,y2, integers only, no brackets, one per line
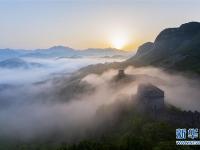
0,0,200,51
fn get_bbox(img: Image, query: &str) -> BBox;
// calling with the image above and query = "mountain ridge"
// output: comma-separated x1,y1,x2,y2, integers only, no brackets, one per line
0,46,130,60
125,21,200,74
0,58,42,69
72,22,200,77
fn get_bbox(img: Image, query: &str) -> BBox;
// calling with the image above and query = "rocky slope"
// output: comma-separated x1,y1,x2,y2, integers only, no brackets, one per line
126,22,200,73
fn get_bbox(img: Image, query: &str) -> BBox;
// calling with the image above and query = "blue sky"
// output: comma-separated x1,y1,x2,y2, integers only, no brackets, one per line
0,0,200,50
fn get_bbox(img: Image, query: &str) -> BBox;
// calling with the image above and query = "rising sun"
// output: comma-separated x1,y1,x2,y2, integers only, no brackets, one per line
111,37,127,49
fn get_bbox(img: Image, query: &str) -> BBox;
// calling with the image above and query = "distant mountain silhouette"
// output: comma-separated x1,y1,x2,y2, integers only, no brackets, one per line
126,22,200,73
0,46,130,60
0,49,28,60
23,46,76,58
0,58,42,69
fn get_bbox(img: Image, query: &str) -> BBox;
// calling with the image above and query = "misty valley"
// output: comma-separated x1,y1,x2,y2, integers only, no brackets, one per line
1,22,200,150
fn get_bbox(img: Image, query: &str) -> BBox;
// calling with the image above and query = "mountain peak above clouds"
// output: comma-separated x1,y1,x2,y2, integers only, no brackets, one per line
48,45,75,51
0,46,131,60
127,22,200,73
0,58,42,69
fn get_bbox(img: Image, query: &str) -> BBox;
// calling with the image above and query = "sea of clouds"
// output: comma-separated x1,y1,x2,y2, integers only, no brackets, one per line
0,58,200,142
0,57,124,84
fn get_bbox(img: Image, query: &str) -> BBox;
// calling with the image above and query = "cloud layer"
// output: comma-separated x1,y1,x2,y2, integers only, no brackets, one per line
0,64,200,142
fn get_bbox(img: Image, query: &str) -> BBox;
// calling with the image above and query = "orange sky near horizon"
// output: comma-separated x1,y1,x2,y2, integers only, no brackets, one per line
0,0,200,51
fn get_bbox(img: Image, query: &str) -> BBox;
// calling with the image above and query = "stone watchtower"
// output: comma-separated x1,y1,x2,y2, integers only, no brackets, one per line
136,83,165,113
117,69,125,79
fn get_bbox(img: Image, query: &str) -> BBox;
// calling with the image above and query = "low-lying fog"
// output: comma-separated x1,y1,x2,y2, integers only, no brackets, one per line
0,58,200,142
0,57,124,84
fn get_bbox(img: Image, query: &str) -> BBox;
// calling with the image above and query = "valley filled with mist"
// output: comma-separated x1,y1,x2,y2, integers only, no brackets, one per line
1,22,200,150
1,0,200,148
0,47,130,142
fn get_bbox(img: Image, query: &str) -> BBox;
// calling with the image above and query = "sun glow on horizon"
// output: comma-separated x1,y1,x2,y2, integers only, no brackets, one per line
109,30,131,50
111,37,127,49
107,27,137,51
